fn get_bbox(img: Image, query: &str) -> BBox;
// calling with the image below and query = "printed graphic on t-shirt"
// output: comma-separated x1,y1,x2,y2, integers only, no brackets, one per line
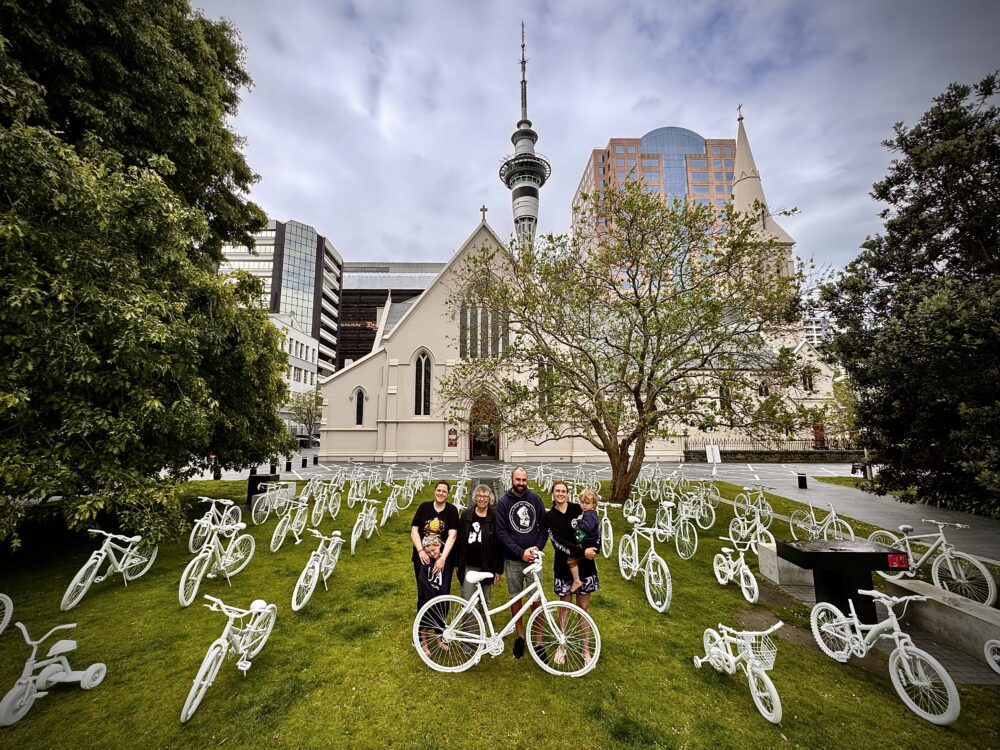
508,500,536,533
571,516,584,542
425,566,443,590
468,520,482,544
423,516,446,548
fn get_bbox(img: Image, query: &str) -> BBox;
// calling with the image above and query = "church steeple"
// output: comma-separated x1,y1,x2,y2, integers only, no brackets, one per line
499,23,550,249
731,108,795,274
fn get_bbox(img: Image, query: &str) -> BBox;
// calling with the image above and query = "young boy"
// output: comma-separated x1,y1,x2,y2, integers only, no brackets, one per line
567,488,601,593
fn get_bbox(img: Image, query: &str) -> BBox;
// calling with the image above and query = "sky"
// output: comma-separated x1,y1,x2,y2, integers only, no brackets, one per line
194,0,999,271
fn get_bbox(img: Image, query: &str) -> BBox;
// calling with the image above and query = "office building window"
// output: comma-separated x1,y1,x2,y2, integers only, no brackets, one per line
616,158,625,167
716,200,727,207
713,159,722,168
723,146,733,154
691,172,708,180
693,185,710,194
616,172,626,180
726,172,734,180
645,185,660,193
642,159,658,167
599,179,606,187
414,352,431,415
597,167,605,175
615,145,625,153
712,146,721,154
643,172,659,181
695,199,711,205
690,159,707,167
714,172,723,180
716,185,727,193
597,154,604,163
724,159,734,167
627,159,636,167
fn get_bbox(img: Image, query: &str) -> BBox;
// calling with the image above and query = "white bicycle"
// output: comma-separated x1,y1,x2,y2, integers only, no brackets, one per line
728,510,775,555
693,621,784,724
61,529,158,611
189,497,241,554
0,622,106,726
789,501,855,542
350,497,380,555
292,530,344,611
713,535,759,604
810,589,960,725
868,519,996,606
310,481,342,526
270,495,310,552
733,485,774,528
179,521,256,607
618,516,673,612
596,501,622,559
653,500,699,560
180,595,276,723
250,482,289,525
412,552,600,677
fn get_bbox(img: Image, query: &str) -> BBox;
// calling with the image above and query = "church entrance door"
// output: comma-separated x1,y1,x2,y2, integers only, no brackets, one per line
469,397,500,461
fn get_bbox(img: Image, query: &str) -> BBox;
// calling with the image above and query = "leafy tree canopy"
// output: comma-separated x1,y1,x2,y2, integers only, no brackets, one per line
0,5,294,546
288,388,324,438
441,180,818,501
821,72,1000,517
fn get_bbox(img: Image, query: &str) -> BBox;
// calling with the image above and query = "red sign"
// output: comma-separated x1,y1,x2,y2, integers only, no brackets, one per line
447,427,458,448
887,554,909,570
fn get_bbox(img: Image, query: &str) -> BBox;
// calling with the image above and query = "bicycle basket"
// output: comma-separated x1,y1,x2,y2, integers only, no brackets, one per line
739,633,778,671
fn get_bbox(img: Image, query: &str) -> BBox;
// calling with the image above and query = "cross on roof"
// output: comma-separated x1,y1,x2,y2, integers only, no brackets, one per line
480,204,488,222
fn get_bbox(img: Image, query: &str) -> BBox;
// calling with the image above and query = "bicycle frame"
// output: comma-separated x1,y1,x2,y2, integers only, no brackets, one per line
895,531,948,573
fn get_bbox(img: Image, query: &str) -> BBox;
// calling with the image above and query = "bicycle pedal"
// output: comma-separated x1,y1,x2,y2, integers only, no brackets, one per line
206,572,217,579
94,576,106,584
236,660,252,673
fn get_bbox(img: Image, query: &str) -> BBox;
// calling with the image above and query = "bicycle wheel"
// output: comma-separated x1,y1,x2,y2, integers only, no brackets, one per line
705,484,721,508
61,553,102,611
221,534,255,577
868,530,908,580
189,520,210,554
179,552,210,607
653,505,669,543
224,504,242,527
748,668,782,724
292,557,321,611
321,544,341,580
526,601,601,677
242,604,277,658
712,554,729,585
824,518,855,542
757,500,774,529
600,515,613,559
674,519,698,560
310,495,325,526
696,503,715,531
739,565,759,604
0,594,11,635
888,646,960,725
270,513,291,552
251,494,271,524
412,595,484,673
734,493,750,517
932,551,996,606
328,491,342,519
617,534,639,580
122,539,158,581
180,640,226,723
788,509,813,541
728,517,746,543
810,602,852,662
350,514,364,555
984,640,1000,676
643,554,672,613
0,680,36,727
751,527,775,556
365,508,377,539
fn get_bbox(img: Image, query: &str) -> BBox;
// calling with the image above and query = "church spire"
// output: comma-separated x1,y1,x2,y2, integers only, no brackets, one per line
731,108,796,263
499,22,550,249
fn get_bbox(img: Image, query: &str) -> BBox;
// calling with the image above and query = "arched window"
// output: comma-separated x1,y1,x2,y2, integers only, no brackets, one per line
355,393,364,426
719,383,732,416
802,369,815,392
758,383,770,398
459,304,507,359
414,352,431,416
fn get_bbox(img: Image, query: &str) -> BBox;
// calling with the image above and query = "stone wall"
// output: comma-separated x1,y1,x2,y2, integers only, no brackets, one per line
683,449,866,463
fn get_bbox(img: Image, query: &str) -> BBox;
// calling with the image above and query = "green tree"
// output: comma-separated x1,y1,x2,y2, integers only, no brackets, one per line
822,72,1000,517
0,6,295,546
288,388,324,439
440,180,817,501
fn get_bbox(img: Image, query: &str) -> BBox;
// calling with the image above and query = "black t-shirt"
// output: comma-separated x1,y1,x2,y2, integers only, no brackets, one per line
463,516,487,568
410,501,460,563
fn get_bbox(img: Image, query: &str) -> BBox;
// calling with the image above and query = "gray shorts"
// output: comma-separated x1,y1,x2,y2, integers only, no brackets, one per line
504,558,531,599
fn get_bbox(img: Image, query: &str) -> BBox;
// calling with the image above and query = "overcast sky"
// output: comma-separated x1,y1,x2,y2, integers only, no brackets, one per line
194,0,998,270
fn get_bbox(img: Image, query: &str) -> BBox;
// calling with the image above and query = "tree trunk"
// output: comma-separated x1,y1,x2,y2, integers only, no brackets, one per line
607,442,645,502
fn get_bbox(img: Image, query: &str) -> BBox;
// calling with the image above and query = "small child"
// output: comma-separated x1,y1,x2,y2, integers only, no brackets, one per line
567,488,601,593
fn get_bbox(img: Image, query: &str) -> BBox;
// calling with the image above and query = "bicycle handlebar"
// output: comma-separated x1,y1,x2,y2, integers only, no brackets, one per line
15,621,76,646
197,496,233,506
718,620,784,637
308,528,343,540
856,588,927,606
921,519,969,529
88,528,140,543
202,595,263,619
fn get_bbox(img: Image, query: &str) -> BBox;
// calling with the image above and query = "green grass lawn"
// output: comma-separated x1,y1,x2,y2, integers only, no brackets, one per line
0,479,997,749
813,476,872,490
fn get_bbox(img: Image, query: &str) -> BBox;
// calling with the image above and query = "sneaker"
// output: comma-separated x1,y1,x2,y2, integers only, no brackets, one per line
513,636,525,659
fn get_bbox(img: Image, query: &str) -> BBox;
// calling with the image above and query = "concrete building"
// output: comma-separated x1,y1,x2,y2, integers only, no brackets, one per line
220,219,344,377
336,262,444,371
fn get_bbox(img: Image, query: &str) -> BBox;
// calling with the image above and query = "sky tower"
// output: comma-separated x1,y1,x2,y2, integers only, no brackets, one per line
499,23,551,249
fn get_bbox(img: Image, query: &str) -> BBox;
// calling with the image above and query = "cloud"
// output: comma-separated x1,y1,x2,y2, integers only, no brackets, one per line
194,0,1000,268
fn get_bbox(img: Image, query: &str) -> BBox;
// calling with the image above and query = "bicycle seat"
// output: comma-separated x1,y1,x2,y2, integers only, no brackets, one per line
46,639,77,658
660,501,675,509
898,524,913,533
129,535,141,542
721,547,733,555
466,570,493,584
249,599,268,612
